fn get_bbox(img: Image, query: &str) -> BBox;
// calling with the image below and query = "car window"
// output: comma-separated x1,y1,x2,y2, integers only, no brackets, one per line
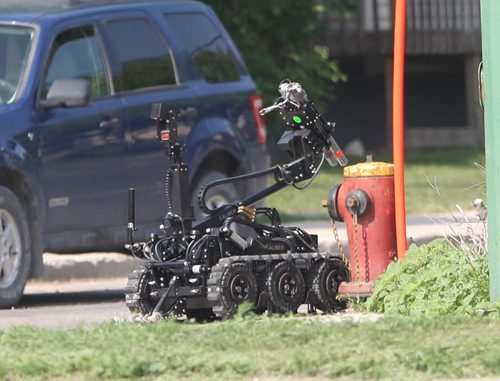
43,25,109,98
164,13,240,83
103,18,176,92
0,25,33,105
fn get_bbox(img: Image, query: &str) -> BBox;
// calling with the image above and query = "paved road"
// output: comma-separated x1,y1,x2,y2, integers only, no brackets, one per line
0,279,129,329
0,278,383,329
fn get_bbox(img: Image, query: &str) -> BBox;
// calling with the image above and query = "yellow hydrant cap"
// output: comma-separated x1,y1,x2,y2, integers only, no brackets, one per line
343,162,394,177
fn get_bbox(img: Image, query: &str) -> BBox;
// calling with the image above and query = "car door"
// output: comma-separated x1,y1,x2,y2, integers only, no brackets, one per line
36,23,128,237
97,14,199,232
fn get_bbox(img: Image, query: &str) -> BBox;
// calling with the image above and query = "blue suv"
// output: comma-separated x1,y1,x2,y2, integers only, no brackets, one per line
0,0,268,307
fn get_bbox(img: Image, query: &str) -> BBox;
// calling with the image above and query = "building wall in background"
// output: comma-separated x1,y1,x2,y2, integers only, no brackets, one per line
327,0,482,152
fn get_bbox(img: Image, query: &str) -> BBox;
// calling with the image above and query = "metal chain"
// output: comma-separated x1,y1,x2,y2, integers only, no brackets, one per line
330,219,348,269
364,228,370,282
330,212,368,282
352,214,361,282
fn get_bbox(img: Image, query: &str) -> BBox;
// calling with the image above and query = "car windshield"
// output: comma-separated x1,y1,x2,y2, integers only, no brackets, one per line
0,25,33,105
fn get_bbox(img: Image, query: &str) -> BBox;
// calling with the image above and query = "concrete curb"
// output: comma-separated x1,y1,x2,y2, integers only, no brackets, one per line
38,215,485,282
40,253,137,281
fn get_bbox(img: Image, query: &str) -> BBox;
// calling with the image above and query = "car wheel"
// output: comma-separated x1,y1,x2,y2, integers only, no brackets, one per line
0,186,31,308
191,171,239,220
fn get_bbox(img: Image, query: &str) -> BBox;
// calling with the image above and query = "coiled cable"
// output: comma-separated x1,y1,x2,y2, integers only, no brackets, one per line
165,168,173,214
197,165,280,215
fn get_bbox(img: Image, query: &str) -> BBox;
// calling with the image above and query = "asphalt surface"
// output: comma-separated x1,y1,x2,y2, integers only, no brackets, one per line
9,278,382,329
1,278,128,329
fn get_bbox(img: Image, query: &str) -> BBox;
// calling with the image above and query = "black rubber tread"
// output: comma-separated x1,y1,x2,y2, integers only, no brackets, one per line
214,252,334,265
207,252,346,316
265,261,305,314
207,262,257,318
125,263,156,314
304,259,324,306
307,258,349,313
206,264,224,309
211,252,344,273
124,265,145,313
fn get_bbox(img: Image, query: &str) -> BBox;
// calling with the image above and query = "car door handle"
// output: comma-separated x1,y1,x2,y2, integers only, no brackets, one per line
99,117,121,129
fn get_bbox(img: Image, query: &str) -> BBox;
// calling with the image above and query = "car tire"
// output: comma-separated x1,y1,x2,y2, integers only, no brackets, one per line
191,171,239,220
0,186,31,308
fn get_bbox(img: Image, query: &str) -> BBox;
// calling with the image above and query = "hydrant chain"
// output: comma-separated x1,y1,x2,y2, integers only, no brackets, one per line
330,219,348,269
364,234,370,282
353,213,361,282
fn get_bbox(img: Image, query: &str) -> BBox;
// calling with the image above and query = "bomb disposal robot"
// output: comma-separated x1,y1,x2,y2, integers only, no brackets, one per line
125,80,350,321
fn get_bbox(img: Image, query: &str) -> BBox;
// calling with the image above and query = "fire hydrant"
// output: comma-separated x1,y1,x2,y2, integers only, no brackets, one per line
324,161,397,296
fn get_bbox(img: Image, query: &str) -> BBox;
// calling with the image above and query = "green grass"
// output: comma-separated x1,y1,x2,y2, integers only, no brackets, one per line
267,148,486,219
1,315,499,380
0,148,490,381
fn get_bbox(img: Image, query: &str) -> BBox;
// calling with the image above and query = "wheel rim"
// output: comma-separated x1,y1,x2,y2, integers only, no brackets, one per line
307,259,348,313
267,262,305,313
325,269,339,297
0,209,22,289
137,267,161,314
230,274,251,301
278,272,299,301
212,264,258,317
138,274,154,312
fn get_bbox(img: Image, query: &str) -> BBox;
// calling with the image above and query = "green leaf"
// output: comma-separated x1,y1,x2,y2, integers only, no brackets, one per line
366,239,491,315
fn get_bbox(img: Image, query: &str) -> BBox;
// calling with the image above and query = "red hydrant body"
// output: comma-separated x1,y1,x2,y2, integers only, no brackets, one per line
327,162,397,295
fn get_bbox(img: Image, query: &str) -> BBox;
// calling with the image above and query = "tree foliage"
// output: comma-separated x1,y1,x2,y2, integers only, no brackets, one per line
205,0,359,108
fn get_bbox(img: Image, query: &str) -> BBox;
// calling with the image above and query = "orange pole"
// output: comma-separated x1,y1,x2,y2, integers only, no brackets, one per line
393,0,407,259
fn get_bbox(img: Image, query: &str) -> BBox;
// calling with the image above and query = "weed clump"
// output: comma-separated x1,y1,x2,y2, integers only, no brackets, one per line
365,239,498,315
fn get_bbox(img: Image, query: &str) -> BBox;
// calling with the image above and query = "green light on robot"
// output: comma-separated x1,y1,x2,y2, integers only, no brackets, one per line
292,115,302,124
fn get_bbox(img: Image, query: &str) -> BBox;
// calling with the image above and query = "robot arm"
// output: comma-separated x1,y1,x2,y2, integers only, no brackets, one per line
260,80,348,167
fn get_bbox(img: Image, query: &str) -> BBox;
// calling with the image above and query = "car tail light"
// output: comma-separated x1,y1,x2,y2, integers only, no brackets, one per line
250,94,266,144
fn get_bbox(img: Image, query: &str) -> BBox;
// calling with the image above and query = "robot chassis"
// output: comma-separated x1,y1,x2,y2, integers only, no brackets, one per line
125,81,350,321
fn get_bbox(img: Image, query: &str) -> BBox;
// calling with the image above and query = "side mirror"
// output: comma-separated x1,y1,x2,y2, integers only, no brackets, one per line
39,79,91,109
